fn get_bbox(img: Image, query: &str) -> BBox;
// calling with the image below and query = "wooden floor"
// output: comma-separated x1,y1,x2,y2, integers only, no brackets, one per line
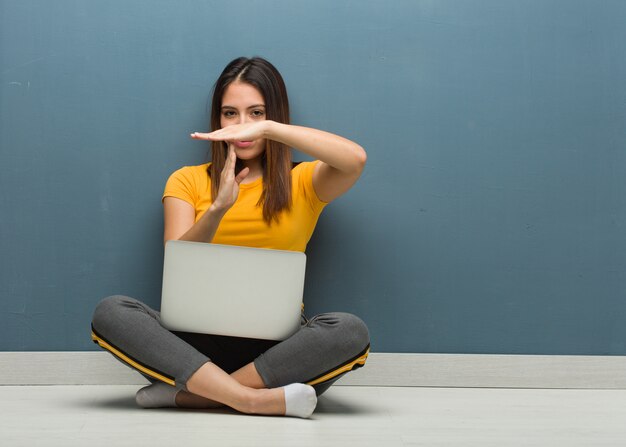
1,385,625,446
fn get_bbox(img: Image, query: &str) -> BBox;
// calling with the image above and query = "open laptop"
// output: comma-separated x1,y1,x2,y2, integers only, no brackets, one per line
160,240,305,340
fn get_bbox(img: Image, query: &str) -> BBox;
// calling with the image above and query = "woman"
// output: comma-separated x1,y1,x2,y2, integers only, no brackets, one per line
91,57,370,418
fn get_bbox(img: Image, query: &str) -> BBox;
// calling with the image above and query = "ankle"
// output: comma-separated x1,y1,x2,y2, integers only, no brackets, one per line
175,390,223,409
240,388,263,414
242,388,283,415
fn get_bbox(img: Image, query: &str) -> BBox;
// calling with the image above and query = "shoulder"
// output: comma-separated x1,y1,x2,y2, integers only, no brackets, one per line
170,163,211,179
291,160,327,208
167,163,210,185
163,163,211,203
291,160,320,179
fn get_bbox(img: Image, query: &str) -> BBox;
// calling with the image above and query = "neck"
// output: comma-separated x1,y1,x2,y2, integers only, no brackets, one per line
240,158,263,183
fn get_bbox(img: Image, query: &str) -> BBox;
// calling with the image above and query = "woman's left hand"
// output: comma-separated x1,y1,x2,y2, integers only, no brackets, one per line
190,122,269,142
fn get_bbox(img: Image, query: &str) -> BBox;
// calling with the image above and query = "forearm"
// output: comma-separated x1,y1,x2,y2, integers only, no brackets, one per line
177,206,227,244
265,121,366,174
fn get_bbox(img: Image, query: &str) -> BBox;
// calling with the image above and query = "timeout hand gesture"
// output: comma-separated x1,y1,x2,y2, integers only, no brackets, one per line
211,144,250,212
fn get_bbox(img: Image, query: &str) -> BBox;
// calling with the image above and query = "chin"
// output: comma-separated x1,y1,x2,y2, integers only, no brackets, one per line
235,145,265,161
235,151,263,161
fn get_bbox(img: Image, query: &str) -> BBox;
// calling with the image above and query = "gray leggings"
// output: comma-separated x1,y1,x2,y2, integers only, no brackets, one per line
91,295,370,395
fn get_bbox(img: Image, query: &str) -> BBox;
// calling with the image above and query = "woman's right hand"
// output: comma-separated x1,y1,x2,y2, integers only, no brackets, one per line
165,144,249,244
211,144,250,212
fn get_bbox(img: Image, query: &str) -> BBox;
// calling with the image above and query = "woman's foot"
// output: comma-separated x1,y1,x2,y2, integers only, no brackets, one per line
135,383,223,409
246,383,317,418
135,382,178,408
283,383,317,418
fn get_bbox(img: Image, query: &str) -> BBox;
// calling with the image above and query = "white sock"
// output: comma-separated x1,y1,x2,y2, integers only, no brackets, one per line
135,382,179,408
283,383,317,418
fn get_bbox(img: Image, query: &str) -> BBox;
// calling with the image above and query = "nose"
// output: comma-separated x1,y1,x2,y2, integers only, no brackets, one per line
238,114,249,125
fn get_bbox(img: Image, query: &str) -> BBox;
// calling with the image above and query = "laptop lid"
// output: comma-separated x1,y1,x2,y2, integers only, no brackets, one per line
160,240,305,340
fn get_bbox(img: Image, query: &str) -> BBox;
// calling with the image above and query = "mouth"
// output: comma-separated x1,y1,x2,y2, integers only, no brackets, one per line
233,140,253,149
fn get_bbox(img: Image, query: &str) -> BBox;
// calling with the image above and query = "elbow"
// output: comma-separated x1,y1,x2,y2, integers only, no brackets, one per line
354,145,367,174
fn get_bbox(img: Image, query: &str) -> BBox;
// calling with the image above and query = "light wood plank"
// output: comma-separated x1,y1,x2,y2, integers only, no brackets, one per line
2,352,626,388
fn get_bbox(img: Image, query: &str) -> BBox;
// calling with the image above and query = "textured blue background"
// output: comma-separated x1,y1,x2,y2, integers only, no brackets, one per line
1,0,625,353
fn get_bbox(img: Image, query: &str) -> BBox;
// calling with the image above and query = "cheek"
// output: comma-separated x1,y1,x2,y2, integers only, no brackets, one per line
219,116,238,129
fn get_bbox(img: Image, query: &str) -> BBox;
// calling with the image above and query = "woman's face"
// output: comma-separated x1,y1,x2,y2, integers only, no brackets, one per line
219,81,267,162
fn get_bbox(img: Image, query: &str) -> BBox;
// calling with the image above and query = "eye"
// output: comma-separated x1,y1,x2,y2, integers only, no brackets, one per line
222,110,236,118
251,109,265,118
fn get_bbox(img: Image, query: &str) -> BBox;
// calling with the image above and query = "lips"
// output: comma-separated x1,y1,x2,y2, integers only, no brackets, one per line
233,140,253,149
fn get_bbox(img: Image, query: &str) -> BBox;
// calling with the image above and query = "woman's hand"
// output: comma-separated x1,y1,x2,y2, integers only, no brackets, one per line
191,122,269,143
211,144,250,212
164,145,247,245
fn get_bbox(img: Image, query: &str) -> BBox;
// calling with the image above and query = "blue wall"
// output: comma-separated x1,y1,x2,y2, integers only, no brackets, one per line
1,0,625,353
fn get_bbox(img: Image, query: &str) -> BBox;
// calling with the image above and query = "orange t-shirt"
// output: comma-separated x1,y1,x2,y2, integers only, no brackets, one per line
162,161,327,252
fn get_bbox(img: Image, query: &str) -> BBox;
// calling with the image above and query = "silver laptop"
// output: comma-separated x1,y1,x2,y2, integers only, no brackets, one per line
160,240,305,340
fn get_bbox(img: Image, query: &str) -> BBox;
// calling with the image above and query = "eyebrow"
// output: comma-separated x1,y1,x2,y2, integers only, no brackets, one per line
221,104,266,110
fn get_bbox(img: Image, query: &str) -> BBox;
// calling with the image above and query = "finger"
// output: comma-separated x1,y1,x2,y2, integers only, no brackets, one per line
194,128,234,141
207,130,234,141
235,167,250,184
205,124,251,141
190,132,211,140
228,143,237,163
223,144,236,176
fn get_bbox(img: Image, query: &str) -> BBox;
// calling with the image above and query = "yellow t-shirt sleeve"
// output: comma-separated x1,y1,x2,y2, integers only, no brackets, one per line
162,166,199,206
296,160,328,213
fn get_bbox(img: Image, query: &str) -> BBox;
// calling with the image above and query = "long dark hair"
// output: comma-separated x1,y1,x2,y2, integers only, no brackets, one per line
208,57,292,224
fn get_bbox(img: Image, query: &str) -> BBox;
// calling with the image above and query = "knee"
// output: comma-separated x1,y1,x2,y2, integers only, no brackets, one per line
340,313,370,353
319,312,370,356
91,295,135,333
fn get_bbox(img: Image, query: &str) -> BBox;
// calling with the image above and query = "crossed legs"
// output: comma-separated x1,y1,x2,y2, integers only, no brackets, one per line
91,295,369,417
